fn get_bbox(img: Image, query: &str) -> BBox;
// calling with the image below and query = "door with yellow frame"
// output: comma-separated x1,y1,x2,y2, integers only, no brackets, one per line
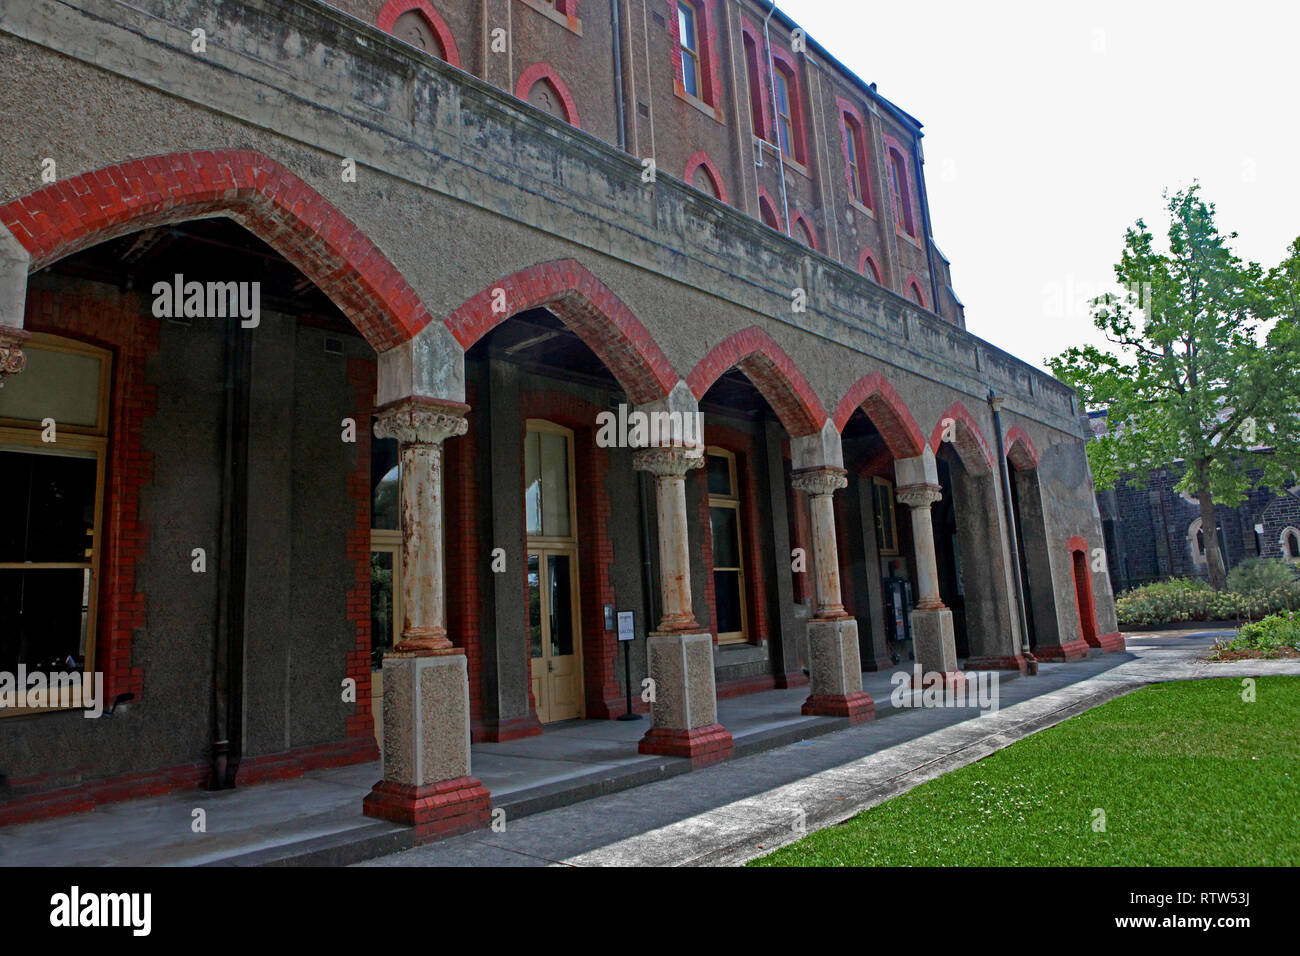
707,447,749,644
524,420,584,723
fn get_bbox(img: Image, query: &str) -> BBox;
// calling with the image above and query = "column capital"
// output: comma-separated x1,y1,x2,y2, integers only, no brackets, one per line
896,482,942,510
791,466,847,497
373,395,469,446
0,326,29,385
633,444,704,477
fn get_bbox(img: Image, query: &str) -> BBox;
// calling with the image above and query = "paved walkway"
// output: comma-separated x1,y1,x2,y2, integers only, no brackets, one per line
3,630,1289,866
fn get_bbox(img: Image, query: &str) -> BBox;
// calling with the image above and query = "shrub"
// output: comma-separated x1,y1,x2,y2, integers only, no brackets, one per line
1115,574,1300,627
1227,558,1300,594
1211,610,1300,658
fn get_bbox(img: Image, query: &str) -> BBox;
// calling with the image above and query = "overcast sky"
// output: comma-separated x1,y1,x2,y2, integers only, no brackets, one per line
776,0,1300,371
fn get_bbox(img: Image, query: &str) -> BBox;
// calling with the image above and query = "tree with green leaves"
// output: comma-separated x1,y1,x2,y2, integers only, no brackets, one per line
1049,185,1300,590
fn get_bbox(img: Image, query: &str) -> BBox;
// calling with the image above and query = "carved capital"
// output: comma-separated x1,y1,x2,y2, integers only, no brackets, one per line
896,483,943,510
633,444,704,477
0,326,29,385
373,396,469,446
791,466,848,497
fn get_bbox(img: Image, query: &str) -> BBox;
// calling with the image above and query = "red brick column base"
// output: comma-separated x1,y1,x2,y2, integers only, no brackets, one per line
362,776,491,843
638,724,734,767
1032,639,1091,662
964,655,1032,674
1096,631,1126,653
802,691,876,723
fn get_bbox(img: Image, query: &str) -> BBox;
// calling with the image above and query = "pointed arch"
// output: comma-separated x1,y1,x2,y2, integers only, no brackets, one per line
832,371,926,458
0,150,430,351
790,209,818,251
445,259,677,405
905,273,927,307
378,0,463,69
515,63,581,128
684,150,729,204
858,247,882,284
687,326,827,437
1005,425,1040,471
757,188,783,232
930,401,994,475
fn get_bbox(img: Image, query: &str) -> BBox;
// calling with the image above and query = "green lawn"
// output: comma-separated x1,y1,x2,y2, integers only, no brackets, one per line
751,676,1300,866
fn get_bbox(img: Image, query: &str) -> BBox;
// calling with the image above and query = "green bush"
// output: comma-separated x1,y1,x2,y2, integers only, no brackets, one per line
1116,573,1300,627
1227,558,1300,594
1211,610,1300,658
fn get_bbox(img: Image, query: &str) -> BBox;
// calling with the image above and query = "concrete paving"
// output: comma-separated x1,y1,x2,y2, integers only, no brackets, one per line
3,630,1290,867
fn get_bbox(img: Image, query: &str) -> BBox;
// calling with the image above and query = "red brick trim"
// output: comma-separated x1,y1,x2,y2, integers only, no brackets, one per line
445,259,678,405
757,188,784,232
1033,638,1090,662
0,737,376,828
929,401,994,475
883,134,920,239
964,655,1031,674
687,326,827,438
667,0,724,111
859,246,882,284
1068,536,1102,648
514,63,581,128
1096,631,1126,653
1067,534,1089,553
835,96,874,210
802,691,875,724
345,358,377,740
790,209,819,252
904,273,927,307
0,150,431,352
683,150,729,204
377,0,463,68
739,15,774,140
638,723,733,766
832,371,926,458
362,775,491,843
1005,425,1040,471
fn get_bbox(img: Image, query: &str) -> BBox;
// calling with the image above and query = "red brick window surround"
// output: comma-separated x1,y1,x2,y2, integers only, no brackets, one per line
741,29,768,140
684,150,728,203
758,190,783,232
905,274,926,307
859,247,882,284
515,63,582,128
519,0,583,34
884,135,918,239
791,210,818,251
668,0,724,120
377,0,463,69
770,47,808,166
836,97,872,211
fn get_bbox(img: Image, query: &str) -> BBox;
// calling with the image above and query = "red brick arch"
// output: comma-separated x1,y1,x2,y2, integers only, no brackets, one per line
0,150,431,352
514,63,581,128
832,371,926,459
1005,425,1040,471
377,0,463,68
687,326,827,438
445,259,677,405
683,150,729,204
930,401,994,475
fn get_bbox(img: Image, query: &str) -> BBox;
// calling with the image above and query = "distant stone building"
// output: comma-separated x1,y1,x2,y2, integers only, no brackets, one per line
1,0,1121,839
1088,412,1300,592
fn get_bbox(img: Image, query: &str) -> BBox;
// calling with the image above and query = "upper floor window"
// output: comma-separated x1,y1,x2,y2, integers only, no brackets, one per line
516,64,582,128
889,147,916,237
678,2,703,99
907,280,925,307
393,10,446,60
759,194,781,232
842,113,870,207
794,214,816,251
774,65,796,160
379,1,462,68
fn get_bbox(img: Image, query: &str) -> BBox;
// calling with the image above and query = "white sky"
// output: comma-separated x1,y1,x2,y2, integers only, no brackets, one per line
776,0,1300,371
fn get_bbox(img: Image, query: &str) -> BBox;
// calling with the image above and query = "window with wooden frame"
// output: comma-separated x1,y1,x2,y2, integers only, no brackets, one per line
842,112,870,207
0,334,111,715
773,64,796,160
742,31,766,139
889,147,916,237
706,448,749,644
677,1,704,100
871,476,899,555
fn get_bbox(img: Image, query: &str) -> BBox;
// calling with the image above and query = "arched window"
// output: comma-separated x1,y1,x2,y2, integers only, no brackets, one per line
685,151,727,203
861,252,882,284
516,65,581,128
677,1,703,99
907,280,925,306
772,59,804,163
1189,517,1228,567
393,10,446,60
842,113,870,207
759,194,781,232
888,147,916,236
1281,527,1300,561
793,214,816,251
378,1,461,68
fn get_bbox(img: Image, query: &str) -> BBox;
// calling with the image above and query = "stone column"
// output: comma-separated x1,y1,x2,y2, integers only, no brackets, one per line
791,467,874,722
362,396,491,842
633,445,733,766
895,449,964,691
1,223,30,386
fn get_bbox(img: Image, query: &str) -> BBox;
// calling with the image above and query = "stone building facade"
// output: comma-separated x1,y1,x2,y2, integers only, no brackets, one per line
0,0,1121,838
